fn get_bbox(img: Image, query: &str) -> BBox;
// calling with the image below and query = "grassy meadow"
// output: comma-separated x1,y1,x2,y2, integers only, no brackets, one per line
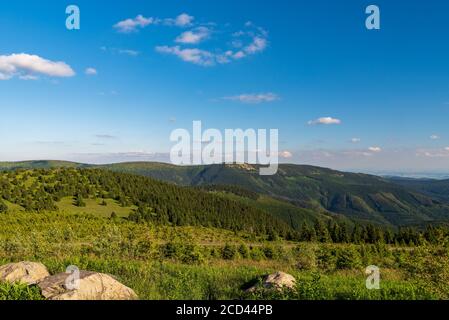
1,208,448,300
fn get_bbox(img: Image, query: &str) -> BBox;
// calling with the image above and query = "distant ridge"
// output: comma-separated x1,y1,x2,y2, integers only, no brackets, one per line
0,160,90,170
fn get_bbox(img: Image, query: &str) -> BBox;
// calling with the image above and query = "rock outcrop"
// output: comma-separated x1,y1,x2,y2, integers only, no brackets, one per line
38,270,138,300
246,271,296,292
0,261,50,285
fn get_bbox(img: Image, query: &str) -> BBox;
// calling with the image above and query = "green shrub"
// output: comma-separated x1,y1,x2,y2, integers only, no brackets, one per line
250,247,266,261
0,283,43,300
222,244,237,260
294,244,317,270
262,244,276,260
0,201,8,213
181,244,204,264
335,246,362,270
317,246,337,271
238,244,250,259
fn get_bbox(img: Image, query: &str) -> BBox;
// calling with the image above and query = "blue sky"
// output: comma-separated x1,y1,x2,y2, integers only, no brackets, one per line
1,0,449,173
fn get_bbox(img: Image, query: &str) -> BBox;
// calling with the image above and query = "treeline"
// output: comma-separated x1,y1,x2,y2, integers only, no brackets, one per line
0,168,293,236
298,221,449,245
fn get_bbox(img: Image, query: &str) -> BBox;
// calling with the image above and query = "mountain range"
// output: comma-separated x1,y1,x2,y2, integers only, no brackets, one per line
1,160,449,228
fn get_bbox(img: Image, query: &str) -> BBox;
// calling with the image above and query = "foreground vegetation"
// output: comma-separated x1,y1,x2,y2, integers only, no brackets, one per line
1,210,448,300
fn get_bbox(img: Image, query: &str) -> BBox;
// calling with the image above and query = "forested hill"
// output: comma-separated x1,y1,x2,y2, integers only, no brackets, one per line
0,168,294,238
100,163,449,227
1,161,449,227
387,177,449,203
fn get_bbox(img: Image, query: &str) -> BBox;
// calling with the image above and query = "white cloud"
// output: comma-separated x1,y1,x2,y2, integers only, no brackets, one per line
245,36,267,54
279,151,293,158
114,13,194,32
430,134,440,140
0,53,75,80
222,93,279,104
308,117,342,125
155,46,215,66
351,138,361,143
85,67,97,75
114,15,154,33
172,13,194,27
176,27,210,44
231,37,268,60
368,147,382,153
155,21,268,66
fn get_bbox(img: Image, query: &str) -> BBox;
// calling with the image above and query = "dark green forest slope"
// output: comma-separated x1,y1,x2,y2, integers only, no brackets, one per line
1,161,449,227
100,163,449,227
0,168,295,237
388,177,449,202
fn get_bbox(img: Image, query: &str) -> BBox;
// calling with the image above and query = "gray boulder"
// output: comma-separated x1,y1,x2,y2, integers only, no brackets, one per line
246,271,296,292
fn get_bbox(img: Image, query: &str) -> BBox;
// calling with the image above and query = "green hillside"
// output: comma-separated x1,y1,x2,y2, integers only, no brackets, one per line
102,163,449,227
2,161,449,227
388,177,449,202
0,168,295,237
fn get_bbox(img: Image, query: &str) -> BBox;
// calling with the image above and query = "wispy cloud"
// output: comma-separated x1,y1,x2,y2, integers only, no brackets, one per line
430,134,440,140
308,117,342,125
0,53,75,80
113,15,154,33
176,27,210,44
85,67,97,75
119,49,140,56
222,93,279,104
155,46,216,66
368,146,382,153
231,36,267,60
164,13,194,27
417,148,449,158
101,47,140,56
155,20,269,66
114,13,194,33
351,138,361,143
